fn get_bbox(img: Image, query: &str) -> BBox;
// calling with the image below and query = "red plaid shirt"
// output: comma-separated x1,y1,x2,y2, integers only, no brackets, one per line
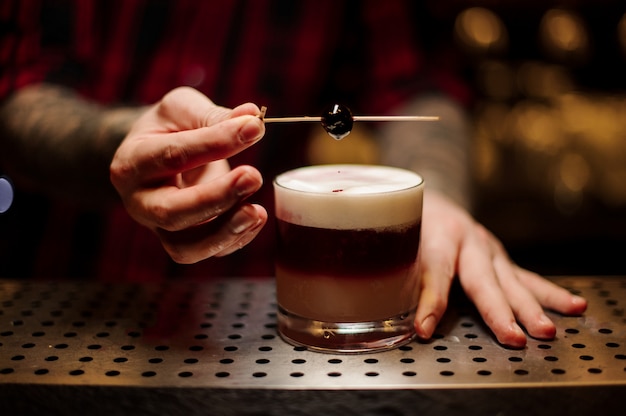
1,0,467,281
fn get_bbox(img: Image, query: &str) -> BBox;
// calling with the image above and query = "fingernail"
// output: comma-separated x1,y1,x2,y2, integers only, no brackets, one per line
571,295,588,309
419,315,437,338
229,206,258,235
240,116,264,143
511,322,526,336
505,323,527,348
539,314,553,326
235,171,260,198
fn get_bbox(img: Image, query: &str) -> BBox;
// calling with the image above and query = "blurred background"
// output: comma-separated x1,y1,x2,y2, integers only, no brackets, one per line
1,0,624,278
425,0,626,275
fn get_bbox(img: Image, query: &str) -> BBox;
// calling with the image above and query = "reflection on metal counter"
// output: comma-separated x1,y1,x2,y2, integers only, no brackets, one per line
0,276,624,415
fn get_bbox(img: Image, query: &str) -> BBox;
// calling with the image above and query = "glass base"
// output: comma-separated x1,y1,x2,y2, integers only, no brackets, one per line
277,306,416,354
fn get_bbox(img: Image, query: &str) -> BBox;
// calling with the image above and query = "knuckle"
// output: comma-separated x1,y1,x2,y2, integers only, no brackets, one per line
109,156,135,184
159,143,189,170
474,223,491,241
150,200,179,231
158,231,196,265
162,86,194,105
162,242,194,264
162,237,223,265
439,215,466,236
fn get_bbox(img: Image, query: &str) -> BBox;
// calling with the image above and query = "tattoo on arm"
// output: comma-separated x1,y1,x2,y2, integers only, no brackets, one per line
0,83,144,205
379,95,472,211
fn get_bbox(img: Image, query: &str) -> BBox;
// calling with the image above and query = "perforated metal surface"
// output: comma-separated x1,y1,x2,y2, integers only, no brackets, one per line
1,276,625,390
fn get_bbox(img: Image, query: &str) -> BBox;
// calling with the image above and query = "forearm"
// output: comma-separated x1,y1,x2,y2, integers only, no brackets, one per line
0,83,144,205
378,94,473,211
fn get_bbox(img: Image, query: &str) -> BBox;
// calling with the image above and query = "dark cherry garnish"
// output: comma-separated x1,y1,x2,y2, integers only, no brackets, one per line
321,104,353,140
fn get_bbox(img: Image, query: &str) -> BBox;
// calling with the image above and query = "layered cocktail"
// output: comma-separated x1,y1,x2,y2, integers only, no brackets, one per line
274,164,423,353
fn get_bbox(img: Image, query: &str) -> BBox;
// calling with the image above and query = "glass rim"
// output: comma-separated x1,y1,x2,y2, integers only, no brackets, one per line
273,165,424,196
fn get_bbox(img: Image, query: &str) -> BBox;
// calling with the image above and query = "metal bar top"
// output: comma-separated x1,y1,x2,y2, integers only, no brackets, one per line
0,276,625,415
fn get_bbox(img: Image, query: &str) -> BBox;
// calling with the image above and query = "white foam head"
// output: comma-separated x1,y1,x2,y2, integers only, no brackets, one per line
274,165,423,229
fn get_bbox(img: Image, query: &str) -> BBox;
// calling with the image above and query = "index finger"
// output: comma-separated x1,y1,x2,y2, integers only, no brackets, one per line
458,230,527,348
155,86,258,131
132,114,265,182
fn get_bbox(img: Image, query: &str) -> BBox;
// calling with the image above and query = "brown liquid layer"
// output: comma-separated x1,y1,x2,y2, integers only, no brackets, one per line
276,219,420,274
275,220,420,322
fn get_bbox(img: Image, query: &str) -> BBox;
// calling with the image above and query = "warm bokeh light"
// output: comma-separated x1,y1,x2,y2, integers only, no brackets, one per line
516,62,574,99
559,152,590,193
455,7,508,54
306,124,380,165
539,9,590,62
474,91,626,212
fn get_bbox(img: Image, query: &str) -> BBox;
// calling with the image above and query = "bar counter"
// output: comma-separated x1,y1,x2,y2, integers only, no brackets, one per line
1,276,624,415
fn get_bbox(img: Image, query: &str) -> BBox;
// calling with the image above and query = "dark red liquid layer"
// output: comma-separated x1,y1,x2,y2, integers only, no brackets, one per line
275,219,421,276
